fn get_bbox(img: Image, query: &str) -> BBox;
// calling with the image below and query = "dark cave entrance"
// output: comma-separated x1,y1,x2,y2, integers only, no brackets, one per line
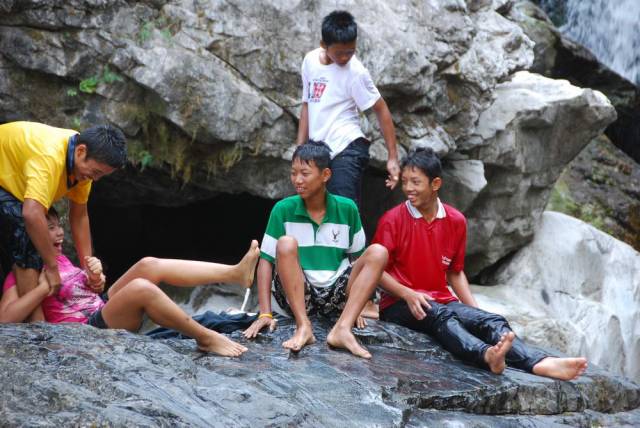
89,193,277,282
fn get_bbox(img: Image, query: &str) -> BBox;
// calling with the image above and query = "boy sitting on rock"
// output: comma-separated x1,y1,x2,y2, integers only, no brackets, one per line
372,147,588,379
243,141,388,359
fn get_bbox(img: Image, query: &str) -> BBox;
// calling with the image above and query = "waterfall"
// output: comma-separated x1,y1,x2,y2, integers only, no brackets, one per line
539,0,640,85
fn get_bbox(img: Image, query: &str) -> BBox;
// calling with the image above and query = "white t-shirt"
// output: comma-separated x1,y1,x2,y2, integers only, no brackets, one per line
301,48,381,158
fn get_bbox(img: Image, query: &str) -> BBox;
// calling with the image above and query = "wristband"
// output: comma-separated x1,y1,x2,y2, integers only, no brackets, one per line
258,313,273,319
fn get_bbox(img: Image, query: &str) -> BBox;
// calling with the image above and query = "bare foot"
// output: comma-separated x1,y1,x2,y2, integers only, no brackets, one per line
197,331,248,357
360,300,379,320
327,325,371,359
236,240,260,288
484,332,515,374
282,322,316,352
532,357,588,380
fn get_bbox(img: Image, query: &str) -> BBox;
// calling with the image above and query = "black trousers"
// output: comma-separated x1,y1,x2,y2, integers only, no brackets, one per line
381,300,547,372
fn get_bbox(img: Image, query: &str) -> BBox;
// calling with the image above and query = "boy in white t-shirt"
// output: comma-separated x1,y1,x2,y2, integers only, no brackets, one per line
295,10,400,204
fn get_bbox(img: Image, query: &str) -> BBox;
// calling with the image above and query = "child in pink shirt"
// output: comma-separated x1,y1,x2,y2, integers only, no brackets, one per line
0,208,260,357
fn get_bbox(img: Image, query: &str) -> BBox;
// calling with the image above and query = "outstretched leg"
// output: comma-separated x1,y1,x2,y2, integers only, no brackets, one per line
276,236,316,352
108,240,260,298
532,357,588,380
483,332,515,374
327,244,387,359
101,278,248,357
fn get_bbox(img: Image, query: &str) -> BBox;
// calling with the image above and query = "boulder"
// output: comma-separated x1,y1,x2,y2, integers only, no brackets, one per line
0,318,638,426
478,211,640,382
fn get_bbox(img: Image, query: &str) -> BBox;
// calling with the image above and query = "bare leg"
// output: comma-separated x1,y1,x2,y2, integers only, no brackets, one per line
14,266,44,322
360,300,379,320
276,236,316,352
484,332,515,374
101,278,248,357
532,357,588,380
327,244,388,359
108,240,260,298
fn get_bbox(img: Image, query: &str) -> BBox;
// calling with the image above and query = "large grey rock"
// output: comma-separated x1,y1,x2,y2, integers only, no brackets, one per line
0,1,615,276
1,318,639,426
464,71,615,274
478,211,640,382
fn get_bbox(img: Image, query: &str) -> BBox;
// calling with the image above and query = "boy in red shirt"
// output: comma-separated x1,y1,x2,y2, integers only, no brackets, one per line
373,148,588,380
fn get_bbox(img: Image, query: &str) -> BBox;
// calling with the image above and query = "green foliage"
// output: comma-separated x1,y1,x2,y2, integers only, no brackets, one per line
139,150,154,171
66,88,78,97
72,117,82,129
138,15,177,45
78,67,124,94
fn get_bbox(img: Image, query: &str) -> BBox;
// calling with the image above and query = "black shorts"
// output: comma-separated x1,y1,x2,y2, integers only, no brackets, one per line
0,188,43,270
86,308,109,329
272,266,352,318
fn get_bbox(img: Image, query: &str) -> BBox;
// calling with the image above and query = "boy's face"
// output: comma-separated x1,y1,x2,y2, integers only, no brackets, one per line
321,40,357,66
73,144,115,182
47,215,65,256
401,166,441,209
290,158,331,199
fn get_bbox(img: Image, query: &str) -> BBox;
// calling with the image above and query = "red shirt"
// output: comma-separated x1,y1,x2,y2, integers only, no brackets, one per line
372,200,467,310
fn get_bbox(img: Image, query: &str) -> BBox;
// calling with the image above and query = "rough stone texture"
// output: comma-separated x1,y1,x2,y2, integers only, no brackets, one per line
0,0,615,276
547,135,640,252
460,71,615,274
478,211,640,382
1,318,639,426
507,0,640,164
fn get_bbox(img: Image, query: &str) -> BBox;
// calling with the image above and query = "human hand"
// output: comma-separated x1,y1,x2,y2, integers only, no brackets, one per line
84,256,105,293
385,158,400,189
44,266,62,296
403,289,433,320
243,316,277,339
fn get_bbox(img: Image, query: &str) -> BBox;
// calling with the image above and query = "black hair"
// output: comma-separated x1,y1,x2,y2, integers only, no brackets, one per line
292,140,331,170
401,147,442,182
46,206,59,220
321,10,357,46
78,124,127,169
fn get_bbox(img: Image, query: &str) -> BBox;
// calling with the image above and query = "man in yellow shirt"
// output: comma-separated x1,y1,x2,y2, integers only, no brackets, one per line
0,121,126,320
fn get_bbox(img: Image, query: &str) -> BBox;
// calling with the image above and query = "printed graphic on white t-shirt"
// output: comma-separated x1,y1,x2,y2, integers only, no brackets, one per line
309,78,328,103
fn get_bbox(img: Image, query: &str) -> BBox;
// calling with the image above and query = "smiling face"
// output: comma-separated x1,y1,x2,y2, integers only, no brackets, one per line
73,144,115,182
321,40,357,66
47,214,65,256
290,158,331,199
401,166,441,210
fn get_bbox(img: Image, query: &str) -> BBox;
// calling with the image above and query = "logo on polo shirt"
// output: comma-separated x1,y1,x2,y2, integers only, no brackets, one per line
442,256,452,266
331,229,340,243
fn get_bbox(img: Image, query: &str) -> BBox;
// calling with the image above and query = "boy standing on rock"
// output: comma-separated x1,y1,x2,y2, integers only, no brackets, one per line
243,141,388,358
373,147,588,379
295,10,400,204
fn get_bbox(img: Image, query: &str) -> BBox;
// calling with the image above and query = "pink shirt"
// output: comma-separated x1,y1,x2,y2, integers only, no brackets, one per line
2,255,105,323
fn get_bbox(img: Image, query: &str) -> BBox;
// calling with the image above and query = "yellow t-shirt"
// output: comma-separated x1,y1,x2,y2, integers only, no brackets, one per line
0,121,92,209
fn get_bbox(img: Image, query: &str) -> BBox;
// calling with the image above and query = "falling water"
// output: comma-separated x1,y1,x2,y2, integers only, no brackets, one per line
539,0,640,85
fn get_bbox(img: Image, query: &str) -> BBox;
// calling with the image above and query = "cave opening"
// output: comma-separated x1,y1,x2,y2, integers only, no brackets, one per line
89,193,277,282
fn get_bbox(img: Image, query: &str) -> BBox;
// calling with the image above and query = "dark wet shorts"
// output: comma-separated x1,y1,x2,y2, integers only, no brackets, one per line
86,308,109,329
272,266,352,318
0,188,43,270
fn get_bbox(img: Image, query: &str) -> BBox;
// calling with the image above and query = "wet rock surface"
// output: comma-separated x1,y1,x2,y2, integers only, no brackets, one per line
1,318,638,426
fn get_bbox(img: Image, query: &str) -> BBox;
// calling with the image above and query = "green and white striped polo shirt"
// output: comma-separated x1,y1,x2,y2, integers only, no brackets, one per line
260,192,366,288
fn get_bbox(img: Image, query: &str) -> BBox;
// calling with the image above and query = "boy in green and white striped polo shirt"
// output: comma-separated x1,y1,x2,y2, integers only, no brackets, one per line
243,141,388,359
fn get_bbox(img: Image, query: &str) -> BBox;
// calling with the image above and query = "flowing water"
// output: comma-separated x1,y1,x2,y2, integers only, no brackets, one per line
539,0,640,85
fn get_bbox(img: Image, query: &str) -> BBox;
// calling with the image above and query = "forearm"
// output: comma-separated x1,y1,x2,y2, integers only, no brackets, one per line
0,286,49,323
295,103,309,146
22,199,58,270
448,270,478,307
373,99,398,160
69,202,92,267
256,259,273,314
379,272,411,300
